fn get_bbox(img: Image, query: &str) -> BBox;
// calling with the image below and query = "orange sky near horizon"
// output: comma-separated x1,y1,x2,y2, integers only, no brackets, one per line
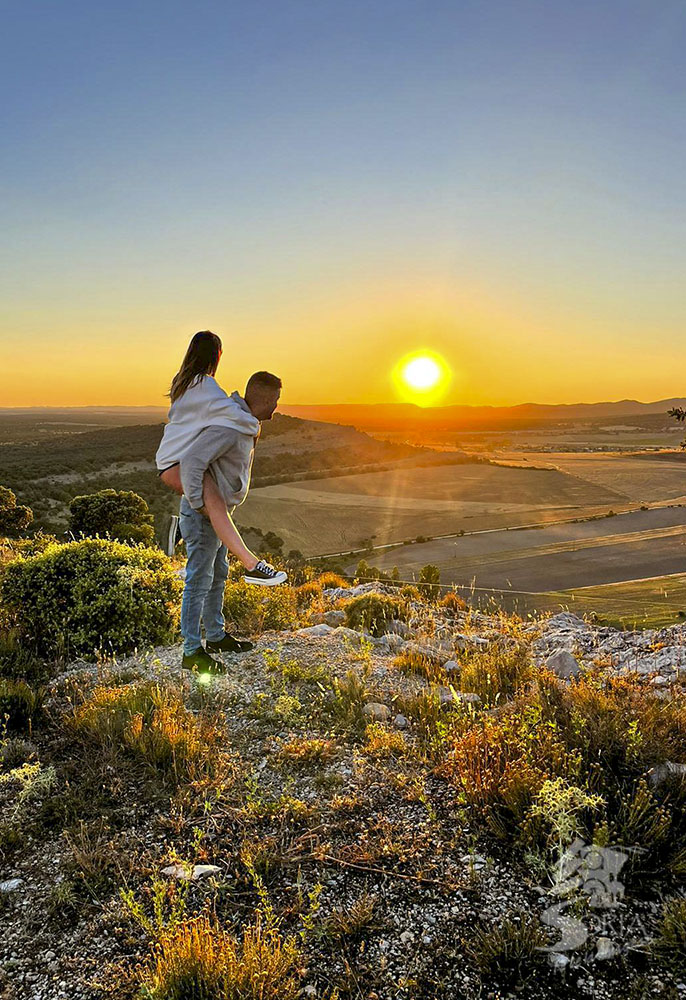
2,271,684,409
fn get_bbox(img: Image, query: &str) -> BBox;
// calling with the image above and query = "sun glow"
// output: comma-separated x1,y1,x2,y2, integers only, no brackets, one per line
392,350,452,406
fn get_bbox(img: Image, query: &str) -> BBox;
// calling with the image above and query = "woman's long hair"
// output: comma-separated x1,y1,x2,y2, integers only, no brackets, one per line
169,331,223,403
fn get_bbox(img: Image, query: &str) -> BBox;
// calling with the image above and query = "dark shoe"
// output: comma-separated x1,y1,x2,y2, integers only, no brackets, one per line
206,633,254,654
165,514,181,556
242,560,288,587
181,647,225,674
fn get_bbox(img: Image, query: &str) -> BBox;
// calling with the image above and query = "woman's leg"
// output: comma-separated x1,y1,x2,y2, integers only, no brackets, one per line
200,475,259,570
161,465,259,569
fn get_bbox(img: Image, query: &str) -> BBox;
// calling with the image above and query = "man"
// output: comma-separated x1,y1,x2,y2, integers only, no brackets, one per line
164,371,285,673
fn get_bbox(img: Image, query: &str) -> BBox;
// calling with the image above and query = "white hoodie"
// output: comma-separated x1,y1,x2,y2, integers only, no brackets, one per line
155,375,259,471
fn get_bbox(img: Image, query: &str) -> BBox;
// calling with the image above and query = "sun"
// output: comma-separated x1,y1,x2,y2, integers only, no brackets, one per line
391,350,451,406
402,355,441,390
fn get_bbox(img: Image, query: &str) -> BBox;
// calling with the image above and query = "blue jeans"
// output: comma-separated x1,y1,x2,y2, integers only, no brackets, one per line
178,496,229,655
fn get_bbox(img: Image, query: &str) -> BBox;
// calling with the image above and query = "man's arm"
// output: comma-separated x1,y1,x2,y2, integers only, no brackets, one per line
180,426,240,510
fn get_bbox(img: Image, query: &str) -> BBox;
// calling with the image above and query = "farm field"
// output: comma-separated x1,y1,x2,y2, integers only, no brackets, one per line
238,460,632,555
428,575,686,630
341,505,686,598
494,451,686,504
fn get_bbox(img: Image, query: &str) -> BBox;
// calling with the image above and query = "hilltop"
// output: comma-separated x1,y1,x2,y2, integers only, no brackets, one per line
1,577,685,1000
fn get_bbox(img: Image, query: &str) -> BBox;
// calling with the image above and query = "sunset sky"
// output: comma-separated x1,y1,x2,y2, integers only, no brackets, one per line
1,1,685,408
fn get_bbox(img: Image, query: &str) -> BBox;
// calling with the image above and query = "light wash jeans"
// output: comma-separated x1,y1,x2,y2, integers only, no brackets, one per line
178,496,229,655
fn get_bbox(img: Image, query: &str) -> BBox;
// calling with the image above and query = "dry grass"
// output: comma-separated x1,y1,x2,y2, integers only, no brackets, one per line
277,736,334,765
457,643,533,706
69,680,221,782
392,648,446,683
140,914,300,1000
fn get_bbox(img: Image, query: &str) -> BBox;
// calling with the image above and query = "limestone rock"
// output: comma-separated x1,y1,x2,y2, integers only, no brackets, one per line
595,936,617,961
362,702,391,722
546,649,581,680
296,624,335,638
647,761,686,788
0,878,23,892
322,609,346,627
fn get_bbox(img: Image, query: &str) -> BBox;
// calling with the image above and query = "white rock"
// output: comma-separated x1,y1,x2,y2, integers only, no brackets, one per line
403,641,445,663
333,626,369,643
647,762,686,788
378,633,406,652
162,864,221,881
595,936,617,961
394,714,408,729
296,624,335,637
322,610,346,627
442,660,460,674
0,878,23,892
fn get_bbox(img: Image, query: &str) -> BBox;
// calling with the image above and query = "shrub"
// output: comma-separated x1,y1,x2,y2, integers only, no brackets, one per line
0,630,48,683
69,489,155,545
393,649,445,683
0,486,32,537
223,582,299,635
438,709,575,841
343,593,408,636
440,591,468,613
399,584,423,603
654,897,686,969
317,572,349,590
0,679,45,731
324,892,377,941
418,563,441,598
139,914,300,1000
458,644,533,706
294,581,322,609
0,539,182,657
277,736,333,765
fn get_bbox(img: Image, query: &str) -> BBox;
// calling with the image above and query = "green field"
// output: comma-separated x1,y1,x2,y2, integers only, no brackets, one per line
453,574,686,630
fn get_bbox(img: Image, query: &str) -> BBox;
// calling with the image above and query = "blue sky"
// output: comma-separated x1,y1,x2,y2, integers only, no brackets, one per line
1,1,684,405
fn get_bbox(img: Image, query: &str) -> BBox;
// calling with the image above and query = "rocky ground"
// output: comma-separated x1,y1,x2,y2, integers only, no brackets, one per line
1,583,685,999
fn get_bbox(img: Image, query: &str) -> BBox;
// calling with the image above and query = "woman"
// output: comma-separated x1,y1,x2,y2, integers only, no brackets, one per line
156,331,285,672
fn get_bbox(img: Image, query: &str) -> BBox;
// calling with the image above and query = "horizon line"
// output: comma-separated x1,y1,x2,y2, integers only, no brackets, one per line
1,396,686,413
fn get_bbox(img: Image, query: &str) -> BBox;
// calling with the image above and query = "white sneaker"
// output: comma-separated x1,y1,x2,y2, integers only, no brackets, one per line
242,560,288,587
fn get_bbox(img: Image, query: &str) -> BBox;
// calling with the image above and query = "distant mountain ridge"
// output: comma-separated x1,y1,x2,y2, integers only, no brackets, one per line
2,398,685,432
280,398,686,430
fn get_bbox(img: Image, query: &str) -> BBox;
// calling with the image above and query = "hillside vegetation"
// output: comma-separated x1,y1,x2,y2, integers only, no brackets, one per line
0,414,476,542
0,530,685,998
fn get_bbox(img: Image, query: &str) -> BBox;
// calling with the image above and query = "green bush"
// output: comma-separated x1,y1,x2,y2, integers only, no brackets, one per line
69,489,155,545
0,486,33,537
418,563,441,598
0,630,48,683
223,582,299,635
0,679,45,731
0,539,182,657
343,593,408,636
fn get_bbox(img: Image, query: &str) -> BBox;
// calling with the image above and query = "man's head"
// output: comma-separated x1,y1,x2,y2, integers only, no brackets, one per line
245,371,282,421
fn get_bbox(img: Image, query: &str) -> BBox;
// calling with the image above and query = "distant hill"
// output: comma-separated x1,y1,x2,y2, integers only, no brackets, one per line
0,411,475,538
281,398,686,431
